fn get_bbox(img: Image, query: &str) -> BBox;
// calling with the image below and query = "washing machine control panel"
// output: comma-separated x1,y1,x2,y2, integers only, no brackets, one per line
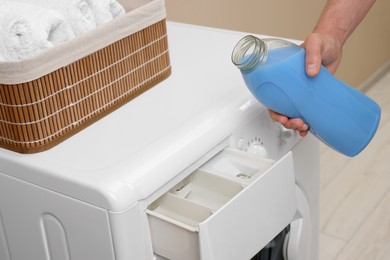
231,110,302,160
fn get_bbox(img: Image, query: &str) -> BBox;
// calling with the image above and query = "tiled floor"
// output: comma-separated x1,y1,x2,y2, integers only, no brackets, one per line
319,72,390,260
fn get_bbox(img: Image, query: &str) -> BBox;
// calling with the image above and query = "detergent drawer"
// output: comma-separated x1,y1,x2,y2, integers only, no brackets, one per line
146,148,297,260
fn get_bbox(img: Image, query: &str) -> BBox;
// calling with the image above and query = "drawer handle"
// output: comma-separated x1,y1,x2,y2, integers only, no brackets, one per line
236,173,252,179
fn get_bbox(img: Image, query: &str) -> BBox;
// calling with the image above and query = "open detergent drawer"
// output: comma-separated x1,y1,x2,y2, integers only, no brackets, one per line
146,148,297,260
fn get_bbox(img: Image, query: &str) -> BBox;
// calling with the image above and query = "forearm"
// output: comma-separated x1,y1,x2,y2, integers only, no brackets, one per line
314,0,376,45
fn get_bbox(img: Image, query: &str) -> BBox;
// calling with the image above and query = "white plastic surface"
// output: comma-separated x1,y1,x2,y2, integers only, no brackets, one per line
147,149,296,260
0,171,115,260
0,212,11,260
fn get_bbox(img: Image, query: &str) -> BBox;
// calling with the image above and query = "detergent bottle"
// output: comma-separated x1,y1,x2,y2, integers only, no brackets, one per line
231,35,381,157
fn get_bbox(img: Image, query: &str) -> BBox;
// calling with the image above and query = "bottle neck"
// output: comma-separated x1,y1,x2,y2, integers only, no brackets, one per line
231,35,268,72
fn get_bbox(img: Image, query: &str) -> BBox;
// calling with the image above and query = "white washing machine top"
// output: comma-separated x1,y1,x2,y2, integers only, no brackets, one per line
0,23,300,212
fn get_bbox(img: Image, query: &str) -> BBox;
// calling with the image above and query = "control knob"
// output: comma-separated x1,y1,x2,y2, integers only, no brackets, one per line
278,126,295,145
247,141,268,157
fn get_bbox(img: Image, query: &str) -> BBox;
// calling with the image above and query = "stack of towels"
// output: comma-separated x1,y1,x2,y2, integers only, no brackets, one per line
0,0,125,61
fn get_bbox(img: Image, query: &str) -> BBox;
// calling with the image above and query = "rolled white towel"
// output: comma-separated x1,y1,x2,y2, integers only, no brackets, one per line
85,0,125,25
0,2,75,61
109,0,126,18
0,0,97,36
51,0,97,36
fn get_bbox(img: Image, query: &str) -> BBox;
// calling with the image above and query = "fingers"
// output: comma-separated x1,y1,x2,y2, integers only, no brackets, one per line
268,109,288,124
324,61,339,75
268,110,309,137
285,118,309,137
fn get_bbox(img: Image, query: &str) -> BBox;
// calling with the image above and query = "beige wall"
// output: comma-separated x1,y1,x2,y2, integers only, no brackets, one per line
165,0,390,88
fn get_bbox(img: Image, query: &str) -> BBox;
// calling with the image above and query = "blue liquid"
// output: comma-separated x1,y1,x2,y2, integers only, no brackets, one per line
241,46,381,157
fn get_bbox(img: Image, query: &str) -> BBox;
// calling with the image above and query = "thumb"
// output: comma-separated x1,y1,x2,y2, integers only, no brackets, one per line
302,35,322,77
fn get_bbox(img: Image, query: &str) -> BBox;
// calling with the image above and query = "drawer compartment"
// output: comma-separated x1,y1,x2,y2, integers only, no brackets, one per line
169,169,245,210
147,148,296,260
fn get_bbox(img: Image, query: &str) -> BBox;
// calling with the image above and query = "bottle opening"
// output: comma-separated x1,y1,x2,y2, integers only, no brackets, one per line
231,35,267,72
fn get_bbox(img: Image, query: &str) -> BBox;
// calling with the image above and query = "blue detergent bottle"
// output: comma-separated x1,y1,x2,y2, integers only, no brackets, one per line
231,35,381,157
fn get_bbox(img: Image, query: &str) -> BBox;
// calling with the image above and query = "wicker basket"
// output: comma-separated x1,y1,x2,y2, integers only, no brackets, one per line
0,0,171,153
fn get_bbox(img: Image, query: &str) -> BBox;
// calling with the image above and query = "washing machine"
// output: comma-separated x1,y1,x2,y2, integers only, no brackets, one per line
0,22,319,260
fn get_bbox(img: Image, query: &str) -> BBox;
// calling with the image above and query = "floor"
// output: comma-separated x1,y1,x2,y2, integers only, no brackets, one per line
319,71,390,260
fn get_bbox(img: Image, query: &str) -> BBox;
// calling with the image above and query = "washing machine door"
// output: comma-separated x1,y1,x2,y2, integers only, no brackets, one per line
284,186,311,260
